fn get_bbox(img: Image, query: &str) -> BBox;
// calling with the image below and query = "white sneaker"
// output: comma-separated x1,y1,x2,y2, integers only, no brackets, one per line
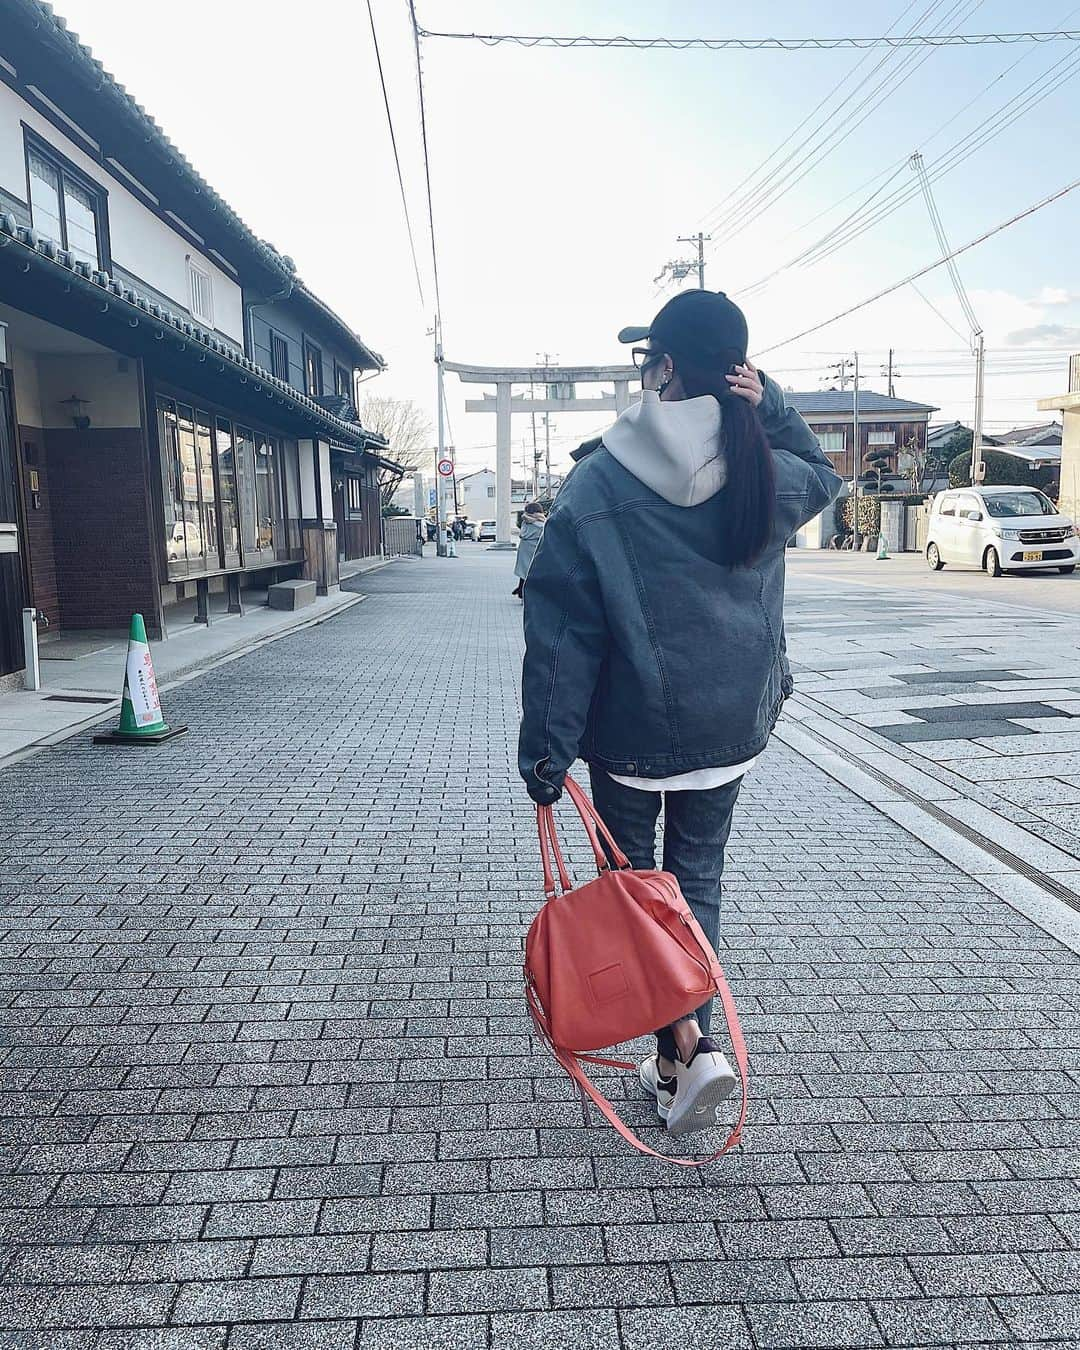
665,1036,737,1137
638,1053,677,1123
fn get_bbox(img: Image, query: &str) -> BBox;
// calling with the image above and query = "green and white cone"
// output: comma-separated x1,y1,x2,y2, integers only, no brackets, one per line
115,613,170,736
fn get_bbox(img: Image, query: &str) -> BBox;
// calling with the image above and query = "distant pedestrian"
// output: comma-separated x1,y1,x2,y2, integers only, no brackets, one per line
512,501,546,599
518,290,842,1135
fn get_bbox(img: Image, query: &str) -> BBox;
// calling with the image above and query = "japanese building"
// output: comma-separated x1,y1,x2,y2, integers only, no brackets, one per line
0,0,397,683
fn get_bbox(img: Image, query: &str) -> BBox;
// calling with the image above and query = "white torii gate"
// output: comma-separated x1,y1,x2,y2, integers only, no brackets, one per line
443,362,638,547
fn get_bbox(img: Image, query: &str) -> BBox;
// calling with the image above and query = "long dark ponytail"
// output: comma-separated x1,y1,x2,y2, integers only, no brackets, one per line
671,352,776,566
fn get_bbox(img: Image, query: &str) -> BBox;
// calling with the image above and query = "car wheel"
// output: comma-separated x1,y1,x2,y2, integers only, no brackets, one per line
985,546,1003,577
1059,565,1076,575
926,542,944,571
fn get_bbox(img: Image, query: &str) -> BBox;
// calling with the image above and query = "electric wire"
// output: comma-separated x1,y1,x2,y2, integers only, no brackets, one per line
701,0,979,249
734,38,1080,299
416,27,1080,52
365,0,426,309
754,173,1080,356
408,0,444,327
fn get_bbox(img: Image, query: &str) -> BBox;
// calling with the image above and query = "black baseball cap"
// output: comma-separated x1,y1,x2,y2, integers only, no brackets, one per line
618,290,748,365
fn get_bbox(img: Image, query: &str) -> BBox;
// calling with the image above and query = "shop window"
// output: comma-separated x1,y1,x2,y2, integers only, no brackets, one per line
26,135,108,270
255,437,282,552
215,417,242,565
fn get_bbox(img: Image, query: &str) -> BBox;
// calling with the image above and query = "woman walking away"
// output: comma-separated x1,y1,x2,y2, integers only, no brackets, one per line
512,501,546,599
518,290,842,1136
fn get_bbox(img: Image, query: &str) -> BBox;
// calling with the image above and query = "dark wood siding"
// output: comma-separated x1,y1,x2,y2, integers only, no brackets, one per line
805,418,928,480
248,302,357,402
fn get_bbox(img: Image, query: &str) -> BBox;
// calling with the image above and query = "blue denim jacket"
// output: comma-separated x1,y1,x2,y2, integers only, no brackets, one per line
518,376,843,800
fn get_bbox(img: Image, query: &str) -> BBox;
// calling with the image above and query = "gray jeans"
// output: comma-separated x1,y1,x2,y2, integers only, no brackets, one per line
587,766,742,1056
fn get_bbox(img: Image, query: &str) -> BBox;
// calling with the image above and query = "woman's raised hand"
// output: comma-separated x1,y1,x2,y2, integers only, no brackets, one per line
725,361,764,408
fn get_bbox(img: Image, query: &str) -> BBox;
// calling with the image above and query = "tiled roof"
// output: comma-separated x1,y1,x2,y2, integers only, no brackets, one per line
0,212,392,457
786,390,938,415
10,1,385,373
13,0,293,285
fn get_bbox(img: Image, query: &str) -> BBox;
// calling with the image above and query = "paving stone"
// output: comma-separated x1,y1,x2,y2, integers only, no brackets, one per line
300,1274,425,1321
171,1278,300,1326
356,1316,487,1350
4,554,1080,1345
427,1267,549,1314
490,1311,619,1349
746,1299,883,1348
228,1322,358,1350
908,1252,1041,1296
873,1295,1014,1344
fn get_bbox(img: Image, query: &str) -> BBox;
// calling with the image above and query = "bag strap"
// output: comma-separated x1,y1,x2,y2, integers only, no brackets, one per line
564,773,632,871
537,804,572,899
536,773,632,894
526,965,749,1167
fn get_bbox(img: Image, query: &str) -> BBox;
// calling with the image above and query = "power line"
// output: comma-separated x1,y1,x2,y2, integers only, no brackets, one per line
754,172,1080,356
365,0,426,309
701,0,976,249
735,37,1080,299
408,1,444,325
416,26,1080,51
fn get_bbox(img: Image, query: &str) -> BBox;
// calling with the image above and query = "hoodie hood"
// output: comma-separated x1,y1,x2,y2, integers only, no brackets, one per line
601,389,727,507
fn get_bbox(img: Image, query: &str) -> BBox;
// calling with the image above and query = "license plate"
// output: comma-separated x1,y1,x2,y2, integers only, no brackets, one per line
1023,550,1043,561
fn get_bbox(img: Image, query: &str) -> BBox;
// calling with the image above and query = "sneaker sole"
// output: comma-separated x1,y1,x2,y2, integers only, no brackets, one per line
665,1065,737,1137
638,1066,673,1123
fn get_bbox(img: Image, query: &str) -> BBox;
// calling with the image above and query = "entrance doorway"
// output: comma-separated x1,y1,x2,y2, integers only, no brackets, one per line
0,374,26,678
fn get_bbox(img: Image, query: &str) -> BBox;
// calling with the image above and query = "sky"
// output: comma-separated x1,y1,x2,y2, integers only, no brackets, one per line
47,0,1080,475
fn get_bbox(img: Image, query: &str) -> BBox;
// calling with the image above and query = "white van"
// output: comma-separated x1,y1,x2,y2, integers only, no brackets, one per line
926,485,1079,577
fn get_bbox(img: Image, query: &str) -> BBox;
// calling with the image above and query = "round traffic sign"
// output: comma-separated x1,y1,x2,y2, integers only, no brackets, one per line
437,458,454,477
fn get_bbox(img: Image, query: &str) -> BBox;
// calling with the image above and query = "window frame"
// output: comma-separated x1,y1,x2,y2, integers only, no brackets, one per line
271,332,290,384
303,340,324,398
334,362,354,402
187,259,214,326
24,128,110,271
867,429,897,447
817,431,846,454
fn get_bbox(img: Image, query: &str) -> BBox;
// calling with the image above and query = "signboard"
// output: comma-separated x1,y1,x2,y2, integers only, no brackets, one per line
437,458,455,477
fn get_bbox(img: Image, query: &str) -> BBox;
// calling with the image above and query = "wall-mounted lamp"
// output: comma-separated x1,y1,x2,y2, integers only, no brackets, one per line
60,395,91,431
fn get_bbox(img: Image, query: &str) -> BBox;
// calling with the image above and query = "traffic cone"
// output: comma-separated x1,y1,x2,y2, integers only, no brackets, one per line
876,532,890,560
94,613,187,745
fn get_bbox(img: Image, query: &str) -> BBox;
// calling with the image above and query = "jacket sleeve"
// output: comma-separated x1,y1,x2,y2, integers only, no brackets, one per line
518,503,608,802
758,369,844,531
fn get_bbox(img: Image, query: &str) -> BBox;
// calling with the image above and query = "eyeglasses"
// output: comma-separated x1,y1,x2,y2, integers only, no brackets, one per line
631,347,664,372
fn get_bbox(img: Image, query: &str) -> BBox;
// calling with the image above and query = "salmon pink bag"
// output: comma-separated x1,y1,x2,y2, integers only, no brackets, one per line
524,774,748,1165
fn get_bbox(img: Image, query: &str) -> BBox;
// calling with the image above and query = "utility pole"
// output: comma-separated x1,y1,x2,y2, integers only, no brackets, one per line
881,349,897,398
677,232,711,289
655,232,711,290
825,358,852,391
972,331,986,485
851,352,862,552
537,352,557,496
435,319,447,558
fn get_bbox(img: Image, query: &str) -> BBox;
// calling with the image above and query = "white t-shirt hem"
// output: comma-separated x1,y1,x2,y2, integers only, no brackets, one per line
608,757,757,793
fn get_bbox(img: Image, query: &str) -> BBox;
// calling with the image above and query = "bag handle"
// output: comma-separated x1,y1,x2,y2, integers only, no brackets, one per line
526,965,749,1167
536,772,632,895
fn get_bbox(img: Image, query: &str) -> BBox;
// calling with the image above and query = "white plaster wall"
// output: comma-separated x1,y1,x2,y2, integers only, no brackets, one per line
0,80,244,343
36,354,141,428
10,344,42,427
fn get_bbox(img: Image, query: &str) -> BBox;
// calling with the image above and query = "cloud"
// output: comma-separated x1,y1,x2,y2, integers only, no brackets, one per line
1005,323,1080,347
1038,287,1073,306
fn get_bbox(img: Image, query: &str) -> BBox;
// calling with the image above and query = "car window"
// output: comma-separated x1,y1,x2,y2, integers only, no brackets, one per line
955,494,980,519
982,490,1056,518
939,497,957,517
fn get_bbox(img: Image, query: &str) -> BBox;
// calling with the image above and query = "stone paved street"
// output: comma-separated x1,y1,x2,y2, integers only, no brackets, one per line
1,548,1079,1348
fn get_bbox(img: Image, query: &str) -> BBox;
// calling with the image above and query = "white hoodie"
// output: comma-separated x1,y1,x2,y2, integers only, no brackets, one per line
601,389,727,507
